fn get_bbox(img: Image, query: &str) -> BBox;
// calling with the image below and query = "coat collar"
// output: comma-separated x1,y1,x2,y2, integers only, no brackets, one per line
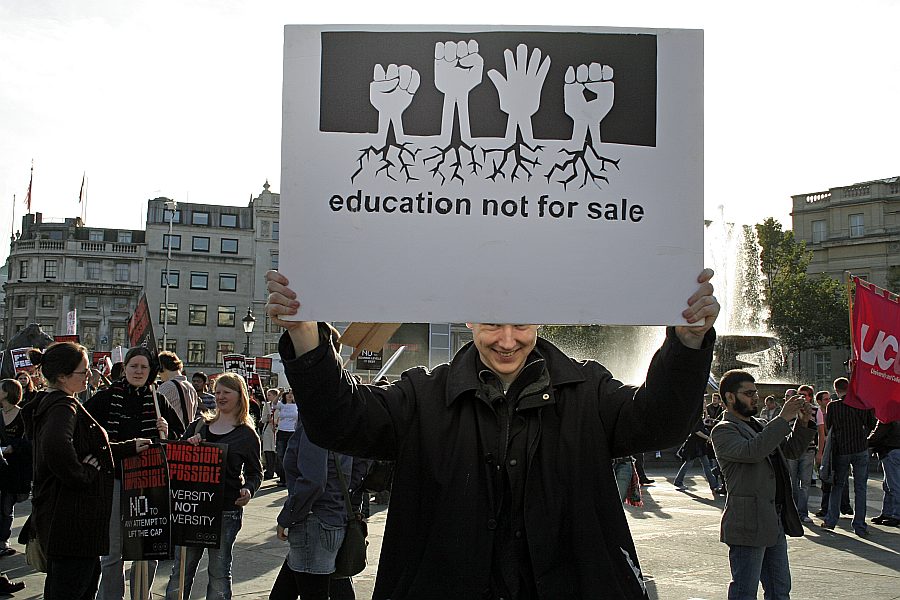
445,337,587,407
722,411,766,437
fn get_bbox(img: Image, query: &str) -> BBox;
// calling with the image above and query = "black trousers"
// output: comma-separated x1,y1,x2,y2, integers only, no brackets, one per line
45,555,101,600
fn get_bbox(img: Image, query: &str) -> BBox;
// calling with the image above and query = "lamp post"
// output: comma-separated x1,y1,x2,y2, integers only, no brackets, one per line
162,199,177,350
242,306,256,356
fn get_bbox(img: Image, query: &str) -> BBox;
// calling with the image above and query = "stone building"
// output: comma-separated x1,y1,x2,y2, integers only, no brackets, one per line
3,213,145,351
790,175,900,389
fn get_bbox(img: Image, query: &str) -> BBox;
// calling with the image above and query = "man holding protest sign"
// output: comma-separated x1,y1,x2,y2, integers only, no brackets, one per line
266,268,719,600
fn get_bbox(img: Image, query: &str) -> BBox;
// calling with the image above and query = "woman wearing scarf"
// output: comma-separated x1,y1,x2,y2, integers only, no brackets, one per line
85,347,178,600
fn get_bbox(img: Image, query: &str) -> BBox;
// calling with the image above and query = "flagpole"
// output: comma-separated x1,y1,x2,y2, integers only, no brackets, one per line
845,271,854,351
10,194,15,240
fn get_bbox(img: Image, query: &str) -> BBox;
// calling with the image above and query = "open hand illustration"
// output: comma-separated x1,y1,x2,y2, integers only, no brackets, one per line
369,63,420,142
488,44,551,143
564,62,615,147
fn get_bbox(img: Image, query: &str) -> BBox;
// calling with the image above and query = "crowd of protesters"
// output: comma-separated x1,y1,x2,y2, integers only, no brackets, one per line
0,318,896,599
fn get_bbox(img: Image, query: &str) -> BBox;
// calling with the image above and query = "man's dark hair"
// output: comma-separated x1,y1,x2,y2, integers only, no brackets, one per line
815,390,829,403
833,377,849,394
719,370,755,402
158,351,183,373
192,371,208,383
110,361,125,381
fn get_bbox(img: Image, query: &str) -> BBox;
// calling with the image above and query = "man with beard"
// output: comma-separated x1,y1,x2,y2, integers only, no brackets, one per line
711,370,816,600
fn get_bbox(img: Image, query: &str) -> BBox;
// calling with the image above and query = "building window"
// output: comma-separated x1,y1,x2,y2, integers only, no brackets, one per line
159,303,178,325
18,261,28,279
113,297,128,311
82,325,99,349
165,209,181,224
15,296,27,309
44,259,58,278
115,263,130,282
42,323,56,336
271,252,279,270
219,274,237,292
849,214,865,238
188,340,206,364
272,221,279,240
161,270,180,288
190,272,209,290
163,234,181,250
89,230,104,242
216,342,235,366
811,220,826,243
86,261,101,280
163,339,177,353
261,220,270,236
47,230,63,241
192,236,210,252
264,342,279,355
220,214,237,228
192,211,209,226
265,314,283,334
118,231,132,244
85,296,100,309
112,325,127,348
189,304,208,326
218,306,236,327
41,294,55,308
221,238,238,254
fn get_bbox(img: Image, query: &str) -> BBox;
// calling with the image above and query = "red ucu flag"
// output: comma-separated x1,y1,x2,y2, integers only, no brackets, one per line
847,276,900,421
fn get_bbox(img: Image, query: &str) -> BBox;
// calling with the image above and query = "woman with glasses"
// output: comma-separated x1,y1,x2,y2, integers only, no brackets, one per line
20,342,154,600
84,347,176,600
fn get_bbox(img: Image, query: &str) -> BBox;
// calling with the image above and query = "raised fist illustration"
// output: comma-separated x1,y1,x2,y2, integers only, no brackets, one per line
434,40,483,144
488,44,551,143
564,62,614,147
370,63,420,141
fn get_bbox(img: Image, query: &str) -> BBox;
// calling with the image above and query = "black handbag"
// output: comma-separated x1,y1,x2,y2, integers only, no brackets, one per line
331,453,368,579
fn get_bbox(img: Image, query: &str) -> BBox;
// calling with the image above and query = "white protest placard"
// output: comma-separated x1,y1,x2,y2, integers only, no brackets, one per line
281,25,703,325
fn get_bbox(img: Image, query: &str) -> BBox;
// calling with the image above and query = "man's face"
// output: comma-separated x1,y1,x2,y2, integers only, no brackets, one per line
728,382,759,419
191,376,205,394
819,392,831,406
799,388,814,404
712,393,722,406
467,323,538,384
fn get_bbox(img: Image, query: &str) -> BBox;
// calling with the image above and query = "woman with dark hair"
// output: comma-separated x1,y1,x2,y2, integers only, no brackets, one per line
85,346,176,600
164,372,262,600
274,389,297,486
14,372,36,406
20,342,153,600
0,378,32,558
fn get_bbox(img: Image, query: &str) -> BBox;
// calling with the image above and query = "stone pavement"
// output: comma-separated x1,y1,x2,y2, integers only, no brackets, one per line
3,468,898,599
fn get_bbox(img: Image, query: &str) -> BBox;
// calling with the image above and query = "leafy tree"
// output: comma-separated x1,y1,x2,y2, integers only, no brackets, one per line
755,218,849,353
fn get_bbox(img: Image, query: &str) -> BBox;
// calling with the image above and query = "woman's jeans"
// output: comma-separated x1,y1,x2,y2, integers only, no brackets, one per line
166,508,243,600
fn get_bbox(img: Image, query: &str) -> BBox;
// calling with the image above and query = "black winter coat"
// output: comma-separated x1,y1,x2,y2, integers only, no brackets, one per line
282,327,714,600
21,390,139,558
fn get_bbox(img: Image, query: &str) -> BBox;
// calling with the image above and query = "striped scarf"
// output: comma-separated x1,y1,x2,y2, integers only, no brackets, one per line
104,380,161,442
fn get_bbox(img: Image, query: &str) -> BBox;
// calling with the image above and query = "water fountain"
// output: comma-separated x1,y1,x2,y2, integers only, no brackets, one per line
544,217,790,387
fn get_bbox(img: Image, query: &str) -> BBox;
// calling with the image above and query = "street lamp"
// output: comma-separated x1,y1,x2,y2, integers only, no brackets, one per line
162,199,177,350
242,306,256,356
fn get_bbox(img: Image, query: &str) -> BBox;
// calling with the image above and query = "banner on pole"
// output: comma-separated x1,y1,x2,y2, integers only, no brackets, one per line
128,293,158,354
121,445,172,560
166,441,228,548
66,309,77,335
53,335,80,344
847,277,900,422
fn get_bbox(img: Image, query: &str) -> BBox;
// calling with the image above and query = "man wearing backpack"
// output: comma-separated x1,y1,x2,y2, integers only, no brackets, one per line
157,351,200,430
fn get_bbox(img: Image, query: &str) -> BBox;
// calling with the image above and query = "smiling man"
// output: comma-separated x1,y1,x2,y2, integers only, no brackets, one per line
266,269,719,600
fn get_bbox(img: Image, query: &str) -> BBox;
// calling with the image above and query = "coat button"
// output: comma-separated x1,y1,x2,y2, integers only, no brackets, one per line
542,393,550,400
487,519,497,530
101,445,107,450
509,459,518,467
515,530,523,539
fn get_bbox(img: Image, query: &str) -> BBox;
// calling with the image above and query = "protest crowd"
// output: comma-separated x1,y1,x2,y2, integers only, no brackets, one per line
0,267,893,600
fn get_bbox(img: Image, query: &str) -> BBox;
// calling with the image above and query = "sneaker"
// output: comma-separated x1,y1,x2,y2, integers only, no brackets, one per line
871,514,888,524
855,528,870,538
674,484,686,491
820,522,835,530
814,509,827,518
0,548,15,558
880,517,900,527
639,478,655,485
800,516,814,524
